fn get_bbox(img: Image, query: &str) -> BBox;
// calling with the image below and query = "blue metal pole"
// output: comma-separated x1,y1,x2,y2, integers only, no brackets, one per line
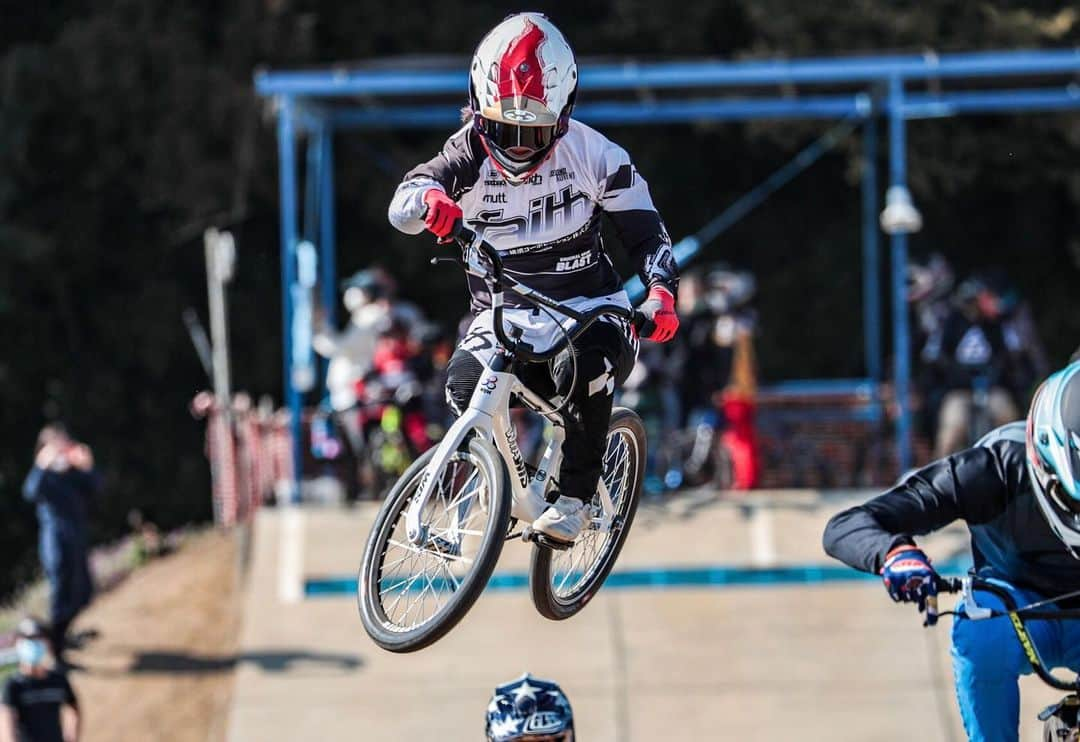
277,96,303,501
862,116,882,382
887,77,913,473
318,127,337,383
303,133,320,243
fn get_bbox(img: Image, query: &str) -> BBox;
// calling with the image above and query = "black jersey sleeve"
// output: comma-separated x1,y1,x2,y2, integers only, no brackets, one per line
388,125,484,235
596,143,679,295
59,673,77,708
822,442,1014,574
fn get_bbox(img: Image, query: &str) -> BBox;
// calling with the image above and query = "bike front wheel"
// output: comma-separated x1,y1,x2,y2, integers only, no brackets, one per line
358,434,510,652
529,407,646,621
1043,712,1079,742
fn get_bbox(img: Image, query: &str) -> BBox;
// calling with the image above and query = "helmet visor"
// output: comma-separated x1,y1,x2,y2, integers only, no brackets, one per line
1049,478,1080,517
477,117,556,163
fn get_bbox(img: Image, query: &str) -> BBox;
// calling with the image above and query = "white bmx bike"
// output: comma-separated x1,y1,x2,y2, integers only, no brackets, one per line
357,224,647,653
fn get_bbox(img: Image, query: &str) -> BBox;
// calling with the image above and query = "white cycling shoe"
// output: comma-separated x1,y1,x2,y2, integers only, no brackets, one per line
510,488,549,523
531,496,592,544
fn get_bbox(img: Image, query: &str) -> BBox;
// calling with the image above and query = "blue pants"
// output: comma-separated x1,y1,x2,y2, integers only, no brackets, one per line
40,528,93,628
952,579,1080,742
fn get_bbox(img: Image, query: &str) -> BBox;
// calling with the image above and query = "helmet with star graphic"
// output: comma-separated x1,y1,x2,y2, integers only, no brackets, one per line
469,13,578,184
485,673,574,741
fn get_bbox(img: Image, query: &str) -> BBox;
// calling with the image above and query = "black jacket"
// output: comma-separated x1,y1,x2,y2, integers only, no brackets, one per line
823,422,1080,599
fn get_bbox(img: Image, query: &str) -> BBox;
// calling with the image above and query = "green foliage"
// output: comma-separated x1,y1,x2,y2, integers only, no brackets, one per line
1,0,1077,600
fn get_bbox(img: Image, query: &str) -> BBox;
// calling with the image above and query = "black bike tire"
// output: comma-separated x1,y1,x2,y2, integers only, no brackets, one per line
358,435,511,652
528,407,646,621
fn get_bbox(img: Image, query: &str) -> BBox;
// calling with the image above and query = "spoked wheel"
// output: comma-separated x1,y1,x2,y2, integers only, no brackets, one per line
1043,715,1079,742
358,435,510,652
529,407,646,620
1043,705,1080,742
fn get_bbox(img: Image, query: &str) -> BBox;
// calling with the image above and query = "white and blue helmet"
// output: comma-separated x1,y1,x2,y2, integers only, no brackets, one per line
485,673,574,741
1026,361,1080,557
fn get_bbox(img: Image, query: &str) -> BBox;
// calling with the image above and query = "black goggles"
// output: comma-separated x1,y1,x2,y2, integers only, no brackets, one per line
477,117,556,161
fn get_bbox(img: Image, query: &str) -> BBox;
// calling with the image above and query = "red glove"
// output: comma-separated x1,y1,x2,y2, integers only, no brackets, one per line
638,286,679,342
422,189,462,239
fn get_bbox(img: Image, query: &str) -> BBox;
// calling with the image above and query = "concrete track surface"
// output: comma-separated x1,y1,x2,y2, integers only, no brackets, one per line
227,490,1064,741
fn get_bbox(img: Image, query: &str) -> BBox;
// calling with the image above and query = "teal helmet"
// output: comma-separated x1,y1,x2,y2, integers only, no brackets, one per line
1026,361,1080,557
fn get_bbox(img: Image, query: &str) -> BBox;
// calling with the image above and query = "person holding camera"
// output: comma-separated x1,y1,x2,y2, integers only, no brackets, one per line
22,424,100,664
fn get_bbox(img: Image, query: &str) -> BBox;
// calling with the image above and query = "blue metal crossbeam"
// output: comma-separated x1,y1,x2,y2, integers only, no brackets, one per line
255,48,1080,98
291,87,1080,132
314,94,873,131
902,86,1080,118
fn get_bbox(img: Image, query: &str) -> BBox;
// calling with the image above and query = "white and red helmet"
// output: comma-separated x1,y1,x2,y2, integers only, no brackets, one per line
469,13,578,183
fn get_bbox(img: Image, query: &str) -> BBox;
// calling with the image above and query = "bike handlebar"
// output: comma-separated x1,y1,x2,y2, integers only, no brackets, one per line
936,576,964,594
437,220,644,363
931,574,1080,692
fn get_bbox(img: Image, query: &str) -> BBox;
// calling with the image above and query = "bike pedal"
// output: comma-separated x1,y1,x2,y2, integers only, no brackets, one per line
520,526,573,550
533,533,574,551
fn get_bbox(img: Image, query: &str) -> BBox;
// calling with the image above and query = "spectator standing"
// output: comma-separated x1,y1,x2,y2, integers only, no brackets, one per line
922,275,1021,456
1,617,80,742
907,253,955,347
313,270,427,473
677,266,761,490
22,425,100,662
313,270,396,425
996,275,1049,398
907,253,955,440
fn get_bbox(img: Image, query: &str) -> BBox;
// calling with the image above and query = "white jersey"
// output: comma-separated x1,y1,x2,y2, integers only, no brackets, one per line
388,119,678,317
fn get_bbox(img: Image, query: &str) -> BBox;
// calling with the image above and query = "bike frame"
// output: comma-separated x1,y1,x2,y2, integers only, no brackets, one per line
405,341,624,548
403,226,626,546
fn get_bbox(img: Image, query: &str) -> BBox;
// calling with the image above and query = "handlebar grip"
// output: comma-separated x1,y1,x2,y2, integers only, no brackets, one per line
450,218,475,243
936,576,963,594
632,311,647,334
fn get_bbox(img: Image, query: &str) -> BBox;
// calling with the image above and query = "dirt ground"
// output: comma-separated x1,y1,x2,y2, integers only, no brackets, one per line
67,530,241,742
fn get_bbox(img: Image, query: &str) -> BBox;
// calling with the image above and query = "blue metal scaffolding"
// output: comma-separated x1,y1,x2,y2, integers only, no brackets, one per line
255,48,1080,494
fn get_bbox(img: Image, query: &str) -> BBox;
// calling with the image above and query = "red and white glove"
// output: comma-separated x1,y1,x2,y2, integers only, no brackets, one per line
638,286,679,342
422,189,462,239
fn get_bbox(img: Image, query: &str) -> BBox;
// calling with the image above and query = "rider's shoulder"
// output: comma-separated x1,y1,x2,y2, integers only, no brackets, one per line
564,121,633,188
565,120,625,156
973,422,1028,468
975,421,1026,450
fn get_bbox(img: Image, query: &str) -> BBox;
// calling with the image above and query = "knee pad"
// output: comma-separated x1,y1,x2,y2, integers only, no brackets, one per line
445,351,484,416
553,322,634,400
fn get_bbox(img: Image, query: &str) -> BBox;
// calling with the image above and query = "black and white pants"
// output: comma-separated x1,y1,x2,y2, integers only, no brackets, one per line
446,309,637,503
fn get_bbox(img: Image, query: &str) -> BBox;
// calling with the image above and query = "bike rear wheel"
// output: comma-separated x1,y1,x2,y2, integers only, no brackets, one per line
358,434,510,652
529,407,646,620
